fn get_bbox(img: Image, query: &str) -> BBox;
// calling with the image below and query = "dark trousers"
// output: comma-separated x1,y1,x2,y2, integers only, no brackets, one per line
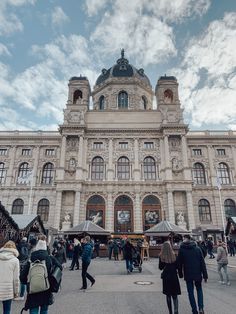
186,280,204,314
70,255,80,270
2,300,12,314
82,261,94,289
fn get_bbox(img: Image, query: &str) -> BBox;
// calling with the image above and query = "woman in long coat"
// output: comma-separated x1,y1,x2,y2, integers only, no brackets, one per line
159,241,181,314
0,241,20,314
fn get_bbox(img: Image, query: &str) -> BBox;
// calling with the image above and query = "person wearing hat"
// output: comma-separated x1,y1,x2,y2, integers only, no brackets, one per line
20,238,62,313
0,240,20,314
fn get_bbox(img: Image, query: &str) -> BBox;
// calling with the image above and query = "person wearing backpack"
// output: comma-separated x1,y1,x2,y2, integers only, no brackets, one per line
20,238,62,314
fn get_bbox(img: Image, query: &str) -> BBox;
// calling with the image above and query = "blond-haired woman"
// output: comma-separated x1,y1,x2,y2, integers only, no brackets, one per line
0,240,20,314
159,241,181,314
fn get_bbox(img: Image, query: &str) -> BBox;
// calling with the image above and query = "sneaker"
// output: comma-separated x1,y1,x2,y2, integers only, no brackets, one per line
227,282,231,286
199,310,205,314
14,297,24,301
80,287,86,290
90,280,95,287
219,281,225,285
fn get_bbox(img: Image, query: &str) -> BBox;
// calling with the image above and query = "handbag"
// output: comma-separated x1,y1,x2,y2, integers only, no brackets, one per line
49,266,62,293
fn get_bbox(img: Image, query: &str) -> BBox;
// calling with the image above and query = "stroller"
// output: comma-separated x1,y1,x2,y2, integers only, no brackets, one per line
132,248,142,273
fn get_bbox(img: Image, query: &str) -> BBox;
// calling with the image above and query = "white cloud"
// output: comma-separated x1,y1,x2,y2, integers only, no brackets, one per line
85,0,109,17
51,6,69,27
0,43,11,56
172,12,236,128
0,0,37,36
90,0,210,66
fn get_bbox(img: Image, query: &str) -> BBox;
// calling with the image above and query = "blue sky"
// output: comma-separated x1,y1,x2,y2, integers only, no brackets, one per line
0,0,236,131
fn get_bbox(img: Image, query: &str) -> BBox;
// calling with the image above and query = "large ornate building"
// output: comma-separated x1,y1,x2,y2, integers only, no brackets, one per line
1,51,236,240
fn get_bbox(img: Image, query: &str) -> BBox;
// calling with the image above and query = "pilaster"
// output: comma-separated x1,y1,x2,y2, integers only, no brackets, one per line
167,191,175,223
186,191,195,231
73,191,81,226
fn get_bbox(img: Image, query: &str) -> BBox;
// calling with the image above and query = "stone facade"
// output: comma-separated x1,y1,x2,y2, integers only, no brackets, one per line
1,53,236,238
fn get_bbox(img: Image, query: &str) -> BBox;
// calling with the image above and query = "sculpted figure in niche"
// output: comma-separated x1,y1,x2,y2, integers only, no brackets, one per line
172,157,180,171
64,212,71,222
176,211,187,229
164,89,173,104
68,158,76,171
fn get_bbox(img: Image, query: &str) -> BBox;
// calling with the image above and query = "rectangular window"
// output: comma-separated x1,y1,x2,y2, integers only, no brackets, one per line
119,142,128,149
45,149,55,156
193,149,202,156
217,149,226,156
144,142,154,149
0,148,7,156
93,142,103,150
22,149,31,156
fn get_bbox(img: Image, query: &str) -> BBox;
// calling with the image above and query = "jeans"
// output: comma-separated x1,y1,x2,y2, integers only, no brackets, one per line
218,263,229,283
20,282,26,297
2,299,12,314
82,262,95,289
29,305,48,314
186,280,204,314
125,259,133,272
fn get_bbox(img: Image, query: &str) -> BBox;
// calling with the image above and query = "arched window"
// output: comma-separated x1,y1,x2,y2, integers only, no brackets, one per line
86,195,105,227
198,199,211,222
192,163,206,185
143,157,156,180
91,157,104,180
118,91,128,109
73,89,83,103
114,195,133,232
0,162,6,184
37,199,49,222
117,156,130,180
164,89,173,103
18,162,30,184
42,163,54,184
99,95,105,110
142,195,161,230
12,198,24,214
142,96,147,110
217,162,230,185
224,199,236,218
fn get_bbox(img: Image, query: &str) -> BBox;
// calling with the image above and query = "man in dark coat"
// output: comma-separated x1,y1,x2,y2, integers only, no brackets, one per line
123,239,135,274
17,237,30,300
206,238,215,259
20,239,62,313
80,236,95,290
70,239,81,270
177,235,208,314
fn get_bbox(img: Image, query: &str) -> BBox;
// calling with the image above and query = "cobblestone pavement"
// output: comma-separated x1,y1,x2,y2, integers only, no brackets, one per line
12,257,236,314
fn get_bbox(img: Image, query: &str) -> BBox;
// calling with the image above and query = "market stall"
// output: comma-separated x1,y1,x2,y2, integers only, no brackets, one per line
144,220,190,257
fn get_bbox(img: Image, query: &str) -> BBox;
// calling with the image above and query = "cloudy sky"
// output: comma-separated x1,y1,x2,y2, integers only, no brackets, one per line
0,0,236,131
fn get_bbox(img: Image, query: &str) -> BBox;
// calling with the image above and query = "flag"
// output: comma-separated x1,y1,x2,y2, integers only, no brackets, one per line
216,173,222,190
17,170,33,185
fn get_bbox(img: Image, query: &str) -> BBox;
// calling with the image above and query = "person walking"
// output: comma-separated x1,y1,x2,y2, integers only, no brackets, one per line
113,240,119,261
70,239,81,270
206,238,215,259
159,241,181,314
20,238,62,314
217,240,230,285
123,239,135,274
108,240,114,260
52,242,67,267
227,239,235,257
0,241,20,314
80,236,95,290
94,240,100,258
17,237,30,301
177,234,208,314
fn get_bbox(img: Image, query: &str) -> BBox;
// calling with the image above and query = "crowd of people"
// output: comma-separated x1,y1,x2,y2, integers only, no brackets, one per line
0,233,234,314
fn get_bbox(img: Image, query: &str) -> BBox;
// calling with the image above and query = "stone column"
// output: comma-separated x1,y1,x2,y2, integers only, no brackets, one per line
32,146,40,186
54,191,62,230
164,135,172,180
186,191,195,231
6,146,16,186
167,191,175,223
134,193,142,232
181,135,191,180
107,139,114,180
106,192,113,232
83,138,88,180
159,138,165,180
58,136,66,180
73,191,81,226
133,139,140,181
231,146,236,180
76,135,84,180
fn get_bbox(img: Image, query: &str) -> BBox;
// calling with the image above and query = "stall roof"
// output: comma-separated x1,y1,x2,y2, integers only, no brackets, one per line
11,214,46,234
65,220,111,235
145,220,190,236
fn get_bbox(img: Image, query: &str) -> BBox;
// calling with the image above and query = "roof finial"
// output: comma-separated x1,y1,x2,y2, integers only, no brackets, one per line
121,48,124,59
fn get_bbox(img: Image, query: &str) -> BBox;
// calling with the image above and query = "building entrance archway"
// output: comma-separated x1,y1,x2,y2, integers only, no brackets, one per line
86,195,105,228
114,195,133,233
142,195,161,231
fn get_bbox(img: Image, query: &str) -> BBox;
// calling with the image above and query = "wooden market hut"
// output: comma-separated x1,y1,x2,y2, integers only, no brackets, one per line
0,201,19,246
144,220,190,257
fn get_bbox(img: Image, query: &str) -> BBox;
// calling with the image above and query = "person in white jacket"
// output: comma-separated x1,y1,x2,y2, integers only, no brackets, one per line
0,240,20,314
